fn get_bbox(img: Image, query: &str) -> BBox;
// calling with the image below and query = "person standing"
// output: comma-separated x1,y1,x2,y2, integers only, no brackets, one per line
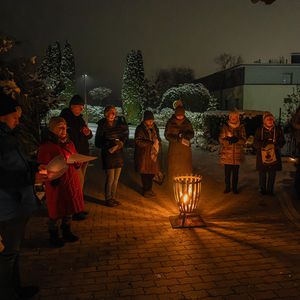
253,111,286,196
135,110,162,197
219,108,247,194
292,106,300,197
37,117,84,247
95,106,126,206
0,92,47,300
60,94,92,220
164,105,194,180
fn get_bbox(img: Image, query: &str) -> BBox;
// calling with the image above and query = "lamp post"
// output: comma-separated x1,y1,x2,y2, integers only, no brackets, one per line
82,74,88,124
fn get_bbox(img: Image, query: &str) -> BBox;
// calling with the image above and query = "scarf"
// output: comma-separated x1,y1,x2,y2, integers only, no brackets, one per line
228,120,240,129
144,122,159,162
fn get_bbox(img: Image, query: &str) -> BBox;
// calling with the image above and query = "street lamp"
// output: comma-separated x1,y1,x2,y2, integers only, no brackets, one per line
82,74,88,124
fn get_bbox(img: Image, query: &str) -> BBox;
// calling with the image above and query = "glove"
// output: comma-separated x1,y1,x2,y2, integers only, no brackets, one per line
265,139,273,146
228,136,239,144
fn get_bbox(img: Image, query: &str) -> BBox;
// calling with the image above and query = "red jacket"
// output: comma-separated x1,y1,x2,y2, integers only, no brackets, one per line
37,136,84,218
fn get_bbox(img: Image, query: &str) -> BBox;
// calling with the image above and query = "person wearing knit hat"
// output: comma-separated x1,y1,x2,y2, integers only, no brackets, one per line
60,94,93,220
95,105,126,206
253,111,286,196
134,110,162,197
48,117,67,133
164,105,194,180
219,108,247,194
0,91,47,300
37,116,85,248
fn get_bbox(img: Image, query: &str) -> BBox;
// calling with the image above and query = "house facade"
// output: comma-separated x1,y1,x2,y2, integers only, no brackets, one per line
195,55,300,118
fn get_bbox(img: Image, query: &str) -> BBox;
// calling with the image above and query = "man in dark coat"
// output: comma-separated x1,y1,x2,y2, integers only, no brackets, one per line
0,92,47,300
60,94,92,220
253,111,286,196
164,106,194,180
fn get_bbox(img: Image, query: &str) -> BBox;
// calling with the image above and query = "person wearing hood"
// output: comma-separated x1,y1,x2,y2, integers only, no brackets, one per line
95,106,126,206
0,91,47,300
164,105,194,180
135,110,162,197
60,94,92,220
37,117,84,248
219,108,247,194
253,111,286,196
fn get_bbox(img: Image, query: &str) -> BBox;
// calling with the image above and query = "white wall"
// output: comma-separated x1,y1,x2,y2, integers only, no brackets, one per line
243,85,296,118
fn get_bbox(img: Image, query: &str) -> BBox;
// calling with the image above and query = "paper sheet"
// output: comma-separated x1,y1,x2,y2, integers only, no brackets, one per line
45,154,69,180
66,153,97,164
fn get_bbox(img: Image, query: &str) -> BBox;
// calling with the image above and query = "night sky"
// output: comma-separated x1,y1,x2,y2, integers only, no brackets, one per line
0,0,299,98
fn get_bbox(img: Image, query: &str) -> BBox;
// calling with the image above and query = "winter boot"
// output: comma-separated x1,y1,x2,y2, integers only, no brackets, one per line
232,184,239,194
223,185,231,194
61,224,79,242
49,229,65,248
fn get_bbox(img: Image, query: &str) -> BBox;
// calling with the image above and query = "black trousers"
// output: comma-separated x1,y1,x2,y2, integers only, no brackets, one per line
224,164,239,187
0,214,30,300
141,174,154,192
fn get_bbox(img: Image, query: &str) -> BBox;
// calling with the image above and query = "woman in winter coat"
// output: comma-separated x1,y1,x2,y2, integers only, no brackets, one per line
253,111,286,196
219,108,247,194
95,106,126,207
135,110,161,198
164,106,194,180
37,117,84,248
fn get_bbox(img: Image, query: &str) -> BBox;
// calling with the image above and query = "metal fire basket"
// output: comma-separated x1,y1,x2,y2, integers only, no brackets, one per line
172,174,202,227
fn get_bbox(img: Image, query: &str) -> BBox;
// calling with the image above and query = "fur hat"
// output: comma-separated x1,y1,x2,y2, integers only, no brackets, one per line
104,105,116,117
175,106,185,117
229,108,239,120
69,94,84,106
0,92,21,117
48,117,67,132
263,111,274,122
144,110,154,121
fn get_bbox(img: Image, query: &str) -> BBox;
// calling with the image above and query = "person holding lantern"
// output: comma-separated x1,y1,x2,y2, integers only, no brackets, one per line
135,110,162,198
219,108,247,194
164,105,194,180
253,111,286,196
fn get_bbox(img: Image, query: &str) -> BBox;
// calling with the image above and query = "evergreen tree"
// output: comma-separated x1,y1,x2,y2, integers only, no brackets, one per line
60,40,76,103
0,33,55,157
121,50,145,124
160,83,216,113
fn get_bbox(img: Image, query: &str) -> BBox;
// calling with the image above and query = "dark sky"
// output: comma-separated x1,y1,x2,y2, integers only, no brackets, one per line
0,0,299,98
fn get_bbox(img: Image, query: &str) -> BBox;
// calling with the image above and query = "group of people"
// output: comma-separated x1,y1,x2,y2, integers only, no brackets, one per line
0,87,292,300
219,108,286,196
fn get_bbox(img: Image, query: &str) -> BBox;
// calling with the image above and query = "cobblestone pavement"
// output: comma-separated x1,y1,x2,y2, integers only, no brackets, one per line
20,143,300,300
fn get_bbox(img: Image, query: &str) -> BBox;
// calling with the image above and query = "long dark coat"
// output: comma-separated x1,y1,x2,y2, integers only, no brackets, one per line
95,118,125,170
37,135,84,219
253,125,286,172
164,115,194,178
219,123,247,165
60,108,93,155
134,122,161,174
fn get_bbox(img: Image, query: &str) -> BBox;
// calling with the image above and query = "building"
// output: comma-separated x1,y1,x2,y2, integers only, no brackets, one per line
195,53,300,118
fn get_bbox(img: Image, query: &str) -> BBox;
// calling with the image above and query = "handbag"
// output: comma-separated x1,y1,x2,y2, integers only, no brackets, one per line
261,127,277,165
153,148,165,185
153,171,165,185
261,144,277,165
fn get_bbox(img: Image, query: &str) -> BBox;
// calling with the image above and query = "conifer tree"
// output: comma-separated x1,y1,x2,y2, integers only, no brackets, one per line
121,50,147,124
60,40,76,103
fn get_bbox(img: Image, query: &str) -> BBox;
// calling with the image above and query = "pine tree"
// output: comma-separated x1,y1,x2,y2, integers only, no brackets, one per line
60,40,76,103
121,50,145,124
